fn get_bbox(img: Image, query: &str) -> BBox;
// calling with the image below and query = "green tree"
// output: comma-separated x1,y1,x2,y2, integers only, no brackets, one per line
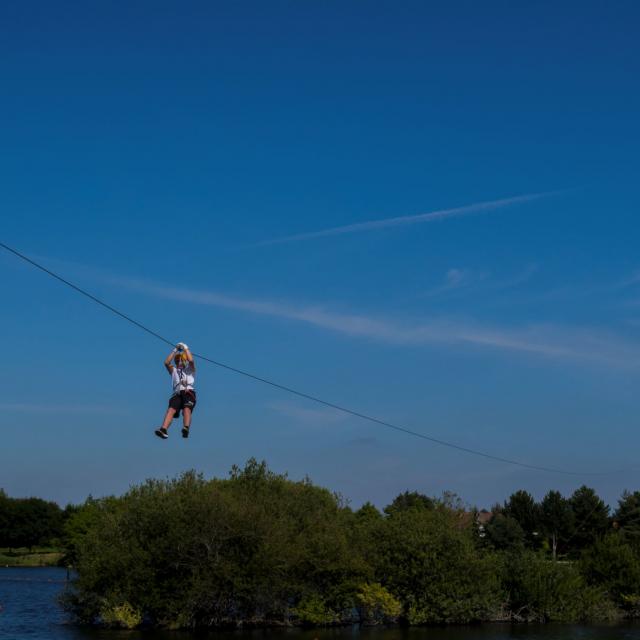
0,489,11,548
355,501,382,520
501,550,613,622
614,491,640,549
66,461,368,628
356,582,402,624
350,502,383,580
540,490,575,560
59,466,639,628
580,534,640,611
568,486,610,553
383,491,433,516
503,490,542,549
376,506,501,623
484,513,525,552
62,497,108,565
0,495,63,550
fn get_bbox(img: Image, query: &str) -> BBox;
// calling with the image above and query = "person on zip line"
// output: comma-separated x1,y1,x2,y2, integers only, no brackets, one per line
155,342,196,440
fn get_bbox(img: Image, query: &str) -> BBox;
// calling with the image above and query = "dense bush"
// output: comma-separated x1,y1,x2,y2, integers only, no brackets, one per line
580,534,640,613
65,461,366,628
614,491,640,550
64,462,508,628
500,551,615,622
3,461,634,630
374,505,502,623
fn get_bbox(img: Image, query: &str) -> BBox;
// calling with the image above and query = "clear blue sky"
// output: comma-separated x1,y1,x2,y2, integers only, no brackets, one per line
1,1,639,509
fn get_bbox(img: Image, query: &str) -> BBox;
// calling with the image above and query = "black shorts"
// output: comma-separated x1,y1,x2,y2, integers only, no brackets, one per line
169,390,197,418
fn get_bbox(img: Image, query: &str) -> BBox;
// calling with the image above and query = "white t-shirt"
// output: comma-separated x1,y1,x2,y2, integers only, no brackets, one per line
171,363,195,393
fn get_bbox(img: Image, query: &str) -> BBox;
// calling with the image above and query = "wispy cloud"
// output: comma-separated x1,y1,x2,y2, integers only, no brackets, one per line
31,252,633,369
445,268,471,289
257,192,553,246
111,276,640,369
615,271,640,290
422,264,538,299
488,270,637,309
422,268,489,297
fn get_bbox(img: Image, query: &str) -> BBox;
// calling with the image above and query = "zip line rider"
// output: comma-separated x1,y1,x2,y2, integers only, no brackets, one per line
155,342,196,440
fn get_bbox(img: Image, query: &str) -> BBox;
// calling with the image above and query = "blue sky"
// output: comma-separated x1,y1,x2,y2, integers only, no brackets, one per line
1,1,639,509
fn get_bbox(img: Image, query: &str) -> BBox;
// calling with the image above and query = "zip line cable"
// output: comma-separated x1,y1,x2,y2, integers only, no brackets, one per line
0,240,629,476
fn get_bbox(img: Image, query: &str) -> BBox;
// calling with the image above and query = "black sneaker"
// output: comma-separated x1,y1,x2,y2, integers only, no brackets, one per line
181,426,190,439
154,427,169,439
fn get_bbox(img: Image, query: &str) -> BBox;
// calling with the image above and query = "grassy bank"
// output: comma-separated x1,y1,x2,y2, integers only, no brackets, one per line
0,546,65,567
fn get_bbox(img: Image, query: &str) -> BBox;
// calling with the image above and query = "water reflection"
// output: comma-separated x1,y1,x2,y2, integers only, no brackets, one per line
64,624,640,640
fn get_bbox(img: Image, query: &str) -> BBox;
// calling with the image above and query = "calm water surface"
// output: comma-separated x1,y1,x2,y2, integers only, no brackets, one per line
2,567,640,640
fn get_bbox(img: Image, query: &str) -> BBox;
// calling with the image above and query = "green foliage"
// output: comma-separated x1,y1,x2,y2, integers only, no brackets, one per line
569,486,610,553
501,551,614,622
540,491,575,559
294,594,339,626
375,506,502,623
503,490,542,549
355,502,382,520
356,582,402,624
62,497,109,565
484,514,525,552
614,491,640,549
0,492,64,550
100,600,143,629
383,491,433,516
0,490,9,545
621,594,640,618
66,460,365,628
42,467,640,628
580,534,640,610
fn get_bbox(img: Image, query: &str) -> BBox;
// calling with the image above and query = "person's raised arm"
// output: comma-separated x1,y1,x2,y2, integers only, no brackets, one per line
164,348,177,373
177,342,195,371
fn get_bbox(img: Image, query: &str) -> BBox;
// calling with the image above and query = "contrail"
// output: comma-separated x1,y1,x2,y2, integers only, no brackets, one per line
258,192,554,246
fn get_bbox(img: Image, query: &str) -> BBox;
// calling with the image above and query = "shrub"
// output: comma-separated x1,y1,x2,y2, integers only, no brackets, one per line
100,600,143,629
294,595,339,626
580,534,640,612
65,461,366,628
356,582,402,624
375,506,502,623
501,551,614,622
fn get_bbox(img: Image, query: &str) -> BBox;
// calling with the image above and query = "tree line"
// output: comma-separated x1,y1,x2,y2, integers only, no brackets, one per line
0,489,72,550
482,485,640,559
3,461,640,629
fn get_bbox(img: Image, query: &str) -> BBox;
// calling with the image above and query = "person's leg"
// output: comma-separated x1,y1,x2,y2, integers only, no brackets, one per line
156,396,180,438
161,407,177,429
155,406,176,439
181,407,192,438
180,391,195,438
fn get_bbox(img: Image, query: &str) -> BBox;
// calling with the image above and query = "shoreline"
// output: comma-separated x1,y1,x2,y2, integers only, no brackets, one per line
0,548,64,568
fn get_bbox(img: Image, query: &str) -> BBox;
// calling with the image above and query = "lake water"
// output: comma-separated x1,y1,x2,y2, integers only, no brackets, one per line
2,567,640,640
